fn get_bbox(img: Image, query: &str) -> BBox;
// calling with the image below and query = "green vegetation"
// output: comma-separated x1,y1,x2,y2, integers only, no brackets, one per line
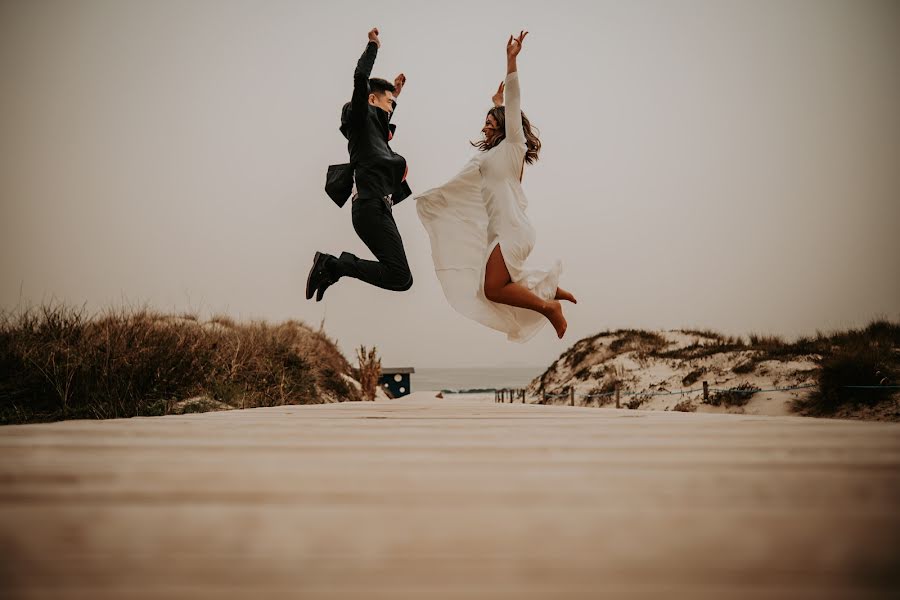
0,303,360,425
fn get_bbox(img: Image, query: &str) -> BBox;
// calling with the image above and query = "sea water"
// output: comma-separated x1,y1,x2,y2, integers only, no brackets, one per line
412,367,544,394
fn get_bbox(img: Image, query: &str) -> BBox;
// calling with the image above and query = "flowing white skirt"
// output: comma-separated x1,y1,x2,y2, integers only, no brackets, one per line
416,158,562,343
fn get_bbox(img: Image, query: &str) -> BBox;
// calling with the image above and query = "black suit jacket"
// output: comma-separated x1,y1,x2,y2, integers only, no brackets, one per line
324,41,410,208
325,163,411,208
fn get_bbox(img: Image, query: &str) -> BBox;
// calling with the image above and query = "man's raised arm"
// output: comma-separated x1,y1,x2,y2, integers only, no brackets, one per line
389,73,406,117
350,28,380,128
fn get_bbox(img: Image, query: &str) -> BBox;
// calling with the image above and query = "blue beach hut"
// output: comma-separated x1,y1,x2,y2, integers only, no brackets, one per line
379,367,415,397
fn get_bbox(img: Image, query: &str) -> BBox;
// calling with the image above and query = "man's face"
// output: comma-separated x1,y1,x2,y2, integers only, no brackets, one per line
369,90,395,114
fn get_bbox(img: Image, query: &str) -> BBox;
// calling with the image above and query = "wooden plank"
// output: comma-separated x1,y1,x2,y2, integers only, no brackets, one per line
1,392,898,598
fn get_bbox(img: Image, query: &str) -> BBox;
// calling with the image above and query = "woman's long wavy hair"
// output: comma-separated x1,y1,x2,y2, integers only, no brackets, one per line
471,106,542,165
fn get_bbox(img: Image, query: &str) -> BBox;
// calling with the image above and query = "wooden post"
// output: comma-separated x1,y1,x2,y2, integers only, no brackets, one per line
521,389,525,404
569,387,575,406
615,384,621,409
542,389,547,404
703,381,709,402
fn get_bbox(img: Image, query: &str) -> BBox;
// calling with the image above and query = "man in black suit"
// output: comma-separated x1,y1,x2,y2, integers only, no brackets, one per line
306,27,413,302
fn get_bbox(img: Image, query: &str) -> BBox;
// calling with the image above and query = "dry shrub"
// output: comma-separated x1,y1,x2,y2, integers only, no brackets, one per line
590,369,619,395
574,366,593,380
625,393,650,410
657,338,746,361
704,382,760,407
608,330,668,356
681,329,725,341
0,302,360,424
748,333,785,348
356,345,381,402
564,337,597,369
585,386,616,406
732,358,756,374
672,399,697,412
793,339,898,417
209,314,236,328
682,368,706,386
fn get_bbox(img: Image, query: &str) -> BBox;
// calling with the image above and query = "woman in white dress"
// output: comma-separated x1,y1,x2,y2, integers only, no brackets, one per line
416,31,575,341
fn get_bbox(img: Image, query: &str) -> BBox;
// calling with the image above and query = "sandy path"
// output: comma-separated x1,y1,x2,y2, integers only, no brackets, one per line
1,391,898,599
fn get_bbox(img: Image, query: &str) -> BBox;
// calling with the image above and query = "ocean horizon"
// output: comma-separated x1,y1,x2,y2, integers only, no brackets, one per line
410,367,545,393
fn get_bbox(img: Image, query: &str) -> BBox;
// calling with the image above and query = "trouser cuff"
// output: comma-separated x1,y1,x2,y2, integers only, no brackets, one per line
329,252,357,279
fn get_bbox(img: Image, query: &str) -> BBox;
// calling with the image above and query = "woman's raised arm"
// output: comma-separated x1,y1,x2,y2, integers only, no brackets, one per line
503,31,527,144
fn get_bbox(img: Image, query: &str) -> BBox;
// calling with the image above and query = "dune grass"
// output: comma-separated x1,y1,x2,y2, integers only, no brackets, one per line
703,382,761,408
534,319,900,418
792,330,899,417
0,302,360,425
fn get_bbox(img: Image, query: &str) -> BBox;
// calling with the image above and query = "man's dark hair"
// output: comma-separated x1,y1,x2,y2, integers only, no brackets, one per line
368,78,396,96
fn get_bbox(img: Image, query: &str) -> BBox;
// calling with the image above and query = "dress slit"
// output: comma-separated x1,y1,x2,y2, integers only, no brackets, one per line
414,70,561,342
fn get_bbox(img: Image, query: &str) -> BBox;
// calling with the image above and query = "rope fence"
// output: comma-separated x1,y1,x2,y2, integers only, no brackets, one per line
492,381,900,407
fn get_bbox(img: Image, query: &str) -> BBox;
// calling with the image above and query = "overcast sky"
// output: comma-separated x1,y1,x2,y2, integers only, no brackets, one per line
2,0,899,368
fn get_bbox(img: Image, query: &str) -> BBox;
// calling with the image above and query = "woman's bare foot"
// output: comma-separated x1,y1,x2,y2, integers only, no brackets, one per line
555,286,577,304
542,300,567,338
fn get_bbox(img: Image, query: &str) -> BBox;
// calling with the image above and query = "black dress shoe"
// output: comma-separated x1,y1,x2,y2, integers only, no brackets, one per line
315,275,335,302
305,252,331,300
317,252,351,301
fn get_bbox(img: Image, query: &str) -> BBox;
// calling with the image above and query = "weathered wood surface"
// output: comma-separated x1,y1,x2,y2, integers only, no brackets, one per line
1,392,899,599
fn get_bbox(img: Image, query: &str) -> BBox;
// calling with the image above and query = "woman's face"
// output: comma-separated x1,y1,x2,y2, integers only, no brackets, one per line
482,114,500,144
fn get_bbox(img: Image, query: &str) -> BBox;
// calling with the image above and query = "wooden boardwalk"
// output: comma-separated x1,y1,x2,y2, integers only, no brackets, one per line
1,392,899,599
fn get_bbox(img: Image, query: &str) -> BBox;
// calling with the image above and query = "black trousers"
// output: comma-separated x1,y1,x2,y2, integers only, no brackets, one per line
329,196,413,291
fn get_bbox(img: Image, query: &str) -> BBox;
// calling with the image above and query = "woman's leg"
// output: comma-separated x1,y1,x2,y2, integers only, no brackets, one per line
484,244,567,338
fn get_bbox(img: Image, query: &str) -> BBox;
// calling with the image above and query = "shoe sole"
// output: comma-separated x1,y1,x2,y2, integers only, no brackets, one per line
305,251,322,300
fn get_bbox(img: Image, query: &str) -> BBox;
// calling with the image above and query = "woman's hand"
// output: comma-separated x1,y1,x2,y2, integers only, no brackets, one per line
492,81,505,107
368,27,380,48
506,30,528,60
